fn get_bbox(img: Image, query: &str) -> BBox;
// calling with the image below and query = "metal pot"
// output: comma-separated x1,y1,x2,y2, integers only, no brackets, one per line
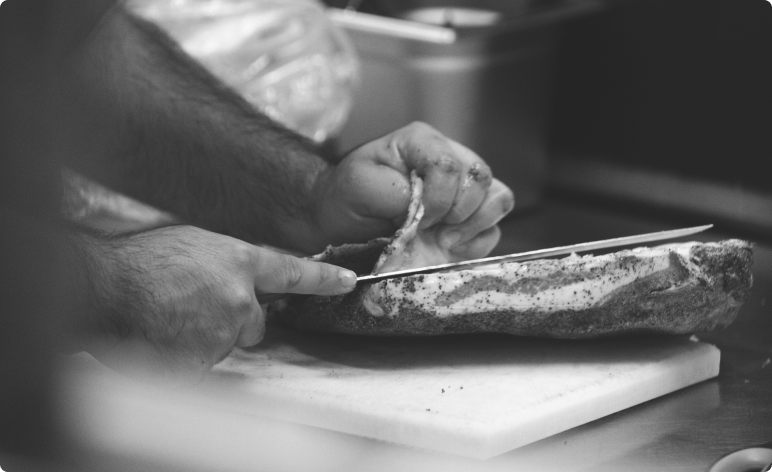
330,0,601,209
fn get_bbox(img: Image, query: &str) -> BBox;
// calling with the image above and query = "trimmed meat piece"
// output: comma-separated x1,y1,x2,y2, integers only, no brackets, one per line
271,175,754,337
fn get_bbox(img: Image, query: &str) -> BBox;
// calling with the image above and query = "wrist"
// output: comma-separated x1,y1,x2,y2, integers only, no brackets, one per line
66,229,128,342
279,163,335,254
62,230,109,349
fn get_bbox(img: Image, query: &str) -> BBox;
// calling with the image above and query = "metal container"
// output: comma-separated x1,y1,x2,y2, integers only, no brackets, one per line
330,0,601,209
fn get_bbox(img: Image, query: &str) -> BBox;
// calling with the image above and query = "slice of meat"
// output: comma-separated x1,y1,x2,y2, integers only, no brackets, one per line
271,175,754,338
369,173,462,274
302,173,448,278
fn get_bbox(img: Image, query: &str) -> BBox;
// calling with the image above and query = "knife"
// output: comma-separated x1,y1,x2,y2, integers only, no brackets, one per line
257,224,712,304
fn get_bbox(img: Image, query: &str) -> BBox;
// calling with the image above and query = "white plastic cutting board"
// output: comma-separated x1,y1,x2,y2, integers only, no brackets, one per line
212,322,720,460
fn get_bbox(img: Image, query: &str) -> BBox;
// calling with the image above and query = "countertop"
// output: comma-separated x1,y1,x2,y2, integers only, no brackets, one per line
66,194,772,472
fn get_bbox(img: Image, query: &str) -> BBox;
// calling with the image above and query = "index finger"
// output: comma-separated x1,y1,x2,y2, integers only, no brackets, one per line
252,248,357,296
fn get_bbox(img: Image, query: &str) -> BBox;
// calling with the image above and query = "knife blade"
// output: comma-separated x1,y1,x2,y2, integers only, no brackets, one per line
355,224,713,284
257,224,712,304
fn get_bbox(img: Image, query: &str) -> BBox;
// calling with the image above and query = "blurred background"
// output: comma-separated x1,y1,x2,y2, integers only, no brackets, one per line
326,0,772,237
547,0,772,238
73,0,772,240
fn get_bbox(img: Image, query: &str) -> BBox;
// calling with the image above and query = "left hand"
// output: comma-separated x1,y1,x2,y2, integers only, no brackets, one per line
311,122,515,260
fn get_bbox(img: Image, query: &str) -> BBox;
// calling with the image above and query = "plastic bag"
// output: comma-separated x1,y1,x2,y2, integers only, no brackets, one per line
128,0,360,142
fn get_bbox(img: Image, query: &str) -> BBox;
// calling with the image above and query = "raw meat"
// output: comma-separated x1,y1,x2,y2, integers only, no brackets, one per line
271,176,753,337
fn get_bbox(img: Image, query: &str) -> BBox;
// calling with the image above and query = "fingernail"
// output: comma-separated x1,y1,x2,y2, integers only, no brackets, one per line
441,231,462,249
339,270,357,289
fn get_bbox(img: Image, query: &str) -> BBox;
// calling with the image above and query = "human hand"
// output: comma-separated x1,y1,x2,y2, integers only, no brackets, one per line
81,225,356,380
312,122,515,259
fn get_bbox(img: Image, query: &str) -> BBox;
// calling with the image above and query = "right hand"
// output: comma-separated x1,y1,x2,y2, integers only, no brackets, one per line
82,225,356,381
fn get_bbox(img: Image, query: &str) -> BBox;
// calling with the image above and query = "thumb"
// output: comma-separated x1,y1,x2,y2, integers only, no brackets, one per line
253,248,357,296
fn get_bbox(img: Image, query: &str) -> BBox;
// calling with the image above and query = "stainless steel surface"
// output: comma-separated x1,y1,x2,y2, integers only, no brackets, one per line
334,0,602,210
356,224,712,283
708,448,772,472
550,155,772,237
328,9,457,43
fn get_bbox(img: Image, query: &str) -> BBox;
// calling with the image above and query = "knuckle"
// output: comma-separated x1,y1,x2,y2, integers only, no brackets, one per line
468,162,493,187
225,285,255,316
404,122,448,151
230,242,256,268
434,155,461,175
405,121,435,136
314,264,334,286
279,257,305,290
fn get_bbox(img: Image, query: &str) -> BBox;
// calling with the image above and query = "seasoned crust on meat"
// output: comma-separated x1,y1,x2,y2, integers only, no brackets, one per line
270,173,753,338
272,239,753,337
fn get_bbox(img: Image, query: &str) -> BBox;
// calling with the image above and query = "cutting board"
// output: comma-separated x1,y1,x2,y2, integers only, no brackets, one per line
211,322,719,460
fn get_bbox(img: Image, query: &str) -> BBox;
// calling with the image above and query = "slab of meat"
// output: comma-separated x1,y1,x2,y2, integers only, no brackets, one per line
271,176,754,338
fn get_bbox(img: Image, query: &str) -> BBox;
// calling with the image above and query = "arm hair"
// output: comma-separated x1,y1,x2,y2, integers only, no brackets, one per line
59,6,335,253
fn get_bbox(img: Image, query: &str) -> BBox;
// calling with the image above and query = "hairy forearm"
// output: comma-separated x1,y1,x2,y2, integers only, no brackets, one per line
62,225,128,345
63,224,198,348
60,6,332,252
